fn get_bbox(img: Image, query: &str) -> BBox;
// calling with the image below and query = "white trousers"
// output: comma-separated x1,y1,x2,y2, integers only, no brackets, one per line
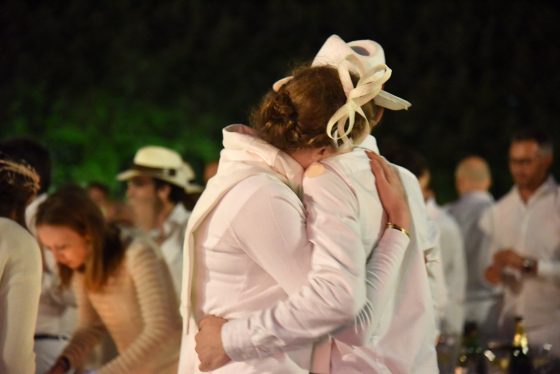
34,337,69,374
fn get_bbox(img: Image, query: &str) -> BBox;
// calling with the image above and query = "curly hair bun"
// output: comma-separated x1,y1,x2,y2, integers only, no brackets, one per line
251,65,369,152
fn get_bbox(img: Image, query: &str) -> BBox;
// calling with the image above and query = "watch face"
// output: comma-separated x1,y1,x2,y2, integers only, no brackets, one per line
522,258,536,274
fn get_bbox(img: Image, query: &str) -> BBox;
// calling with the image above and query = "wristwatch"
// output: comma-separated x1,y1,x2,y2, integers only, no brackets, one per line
521,257,538,275
58,356,71,372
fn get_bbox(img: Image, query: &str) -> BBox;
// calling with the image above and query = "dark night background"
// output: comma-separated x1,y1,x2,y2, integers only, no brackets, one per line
1,0,559,202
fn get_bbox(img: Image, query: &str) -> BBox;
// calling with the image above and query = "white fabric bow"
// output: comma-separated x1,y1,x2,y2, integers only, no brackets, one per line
326,54,392,149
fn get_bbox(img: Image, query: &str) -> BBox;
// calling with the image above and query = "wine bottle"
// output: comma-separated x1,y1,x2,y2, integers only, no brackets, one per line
508,316,534,374
455,322,487,374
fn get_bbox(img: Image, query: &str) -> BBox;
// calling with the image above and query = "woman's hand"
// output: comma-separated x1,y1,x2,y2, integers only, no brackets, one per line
195,315,231,372
366,151,411,232
45,356,72,374
44,358,68,374
484,264,503,285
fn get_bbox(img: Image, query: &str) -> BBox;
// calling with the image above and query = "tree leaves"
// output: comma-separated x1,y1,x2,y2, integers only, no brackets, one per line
0,0,558,199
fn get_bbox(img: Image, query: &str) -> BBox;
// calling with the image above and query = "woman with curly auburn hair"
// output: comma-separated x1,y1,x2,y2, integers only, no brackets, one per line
37,186,181,374
180,35,437,374
0,152,42,374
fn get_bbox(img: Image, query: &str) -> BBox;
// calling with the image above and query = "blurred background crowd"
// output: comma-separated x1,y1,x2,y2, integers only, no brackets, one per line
1,1,559,373
1,0,559,198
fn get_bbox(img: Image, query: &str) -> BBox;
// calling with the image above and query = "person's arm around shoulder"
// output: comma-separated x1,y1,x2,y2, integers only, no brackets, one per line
195,153,412,371
358,152,411,336
195,165,364,371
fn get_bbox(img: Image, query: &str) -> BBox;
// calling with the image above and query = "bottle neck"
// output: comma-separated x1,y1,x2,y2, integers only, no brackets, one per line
512,321,529,353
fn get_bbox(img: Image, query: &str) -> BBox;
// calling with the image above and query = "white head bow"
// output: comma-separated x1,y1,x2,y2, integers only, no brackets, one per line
273,35,411,149
325,54,393,148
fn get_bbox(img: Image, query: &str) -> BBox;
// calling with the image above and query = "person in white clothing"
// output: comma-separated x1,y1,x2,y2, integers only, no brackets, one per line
183,35,438,374
0,138,78,373
383,147,451,338
0,152,42,374
384,147,466,371
483,128,560,354
417,166,467,338
446,156,501,343
117,146,202,299
424,197,466,373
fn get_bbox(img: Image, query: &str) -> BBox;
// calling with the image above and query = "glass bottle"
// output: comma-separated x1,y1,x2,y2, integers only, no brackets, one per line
455,322,487,374
508,316,534,374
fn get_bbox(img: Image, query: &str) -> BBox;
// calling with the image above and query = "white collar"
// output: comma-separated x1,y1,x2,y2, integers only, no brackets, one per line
354,134,380,154
221,124,304,189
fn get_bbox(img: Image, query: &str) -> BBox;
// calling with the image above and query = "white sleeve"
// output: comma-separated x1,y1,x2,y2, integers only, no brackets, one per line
0,232,41,374
478,205,500,258
222,169,388,361
364,228,409,319
439,217,467,334
537,260,560,283
540,191,560,282
424,222,449,329
478,206,511,290
334,228,409,346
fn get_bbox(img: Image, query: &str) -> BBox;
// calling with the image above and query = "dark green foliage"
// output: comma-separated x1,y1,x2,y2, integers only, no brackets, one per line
1,0,559,200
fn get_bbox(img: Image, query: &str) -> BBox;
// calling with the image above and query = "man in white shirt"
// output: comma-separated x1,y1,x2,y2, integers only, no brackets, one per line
446,156,501,343
483,129,560,354
118,145,202,299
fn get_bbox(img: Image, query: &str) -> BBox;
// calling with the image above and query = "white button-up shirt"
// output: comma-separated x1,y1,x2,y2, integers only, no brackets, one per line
479,176,560,353
179,125,311,373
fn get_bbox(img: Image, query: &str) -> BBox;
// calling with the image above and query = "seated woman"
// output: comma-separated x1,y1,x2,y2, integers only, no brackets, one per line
0,152,42,374
38,186,181,374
